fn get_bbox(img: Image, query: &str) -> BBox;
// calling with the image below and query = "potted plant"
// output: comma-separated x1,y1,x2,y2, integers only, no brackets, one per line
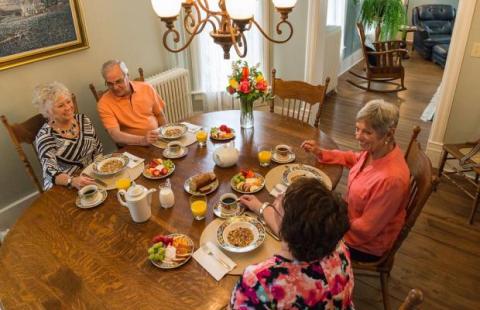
354,0,406,41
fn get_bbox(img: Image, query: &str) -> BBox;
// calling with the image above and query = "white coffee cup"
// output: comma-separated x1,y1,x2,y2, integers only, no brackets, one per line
219,193,238,214
167,141,182,155
78,185,99,204
275,144,292,158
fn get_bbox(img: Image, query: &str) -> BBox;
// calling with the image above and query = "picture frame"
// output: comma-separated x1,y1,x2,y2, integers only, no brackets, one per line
0,0,89,71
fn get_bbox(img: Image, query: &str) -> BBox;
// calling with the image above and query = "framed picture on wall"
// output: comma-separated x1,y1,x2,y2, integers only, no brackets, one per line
0,0,88,71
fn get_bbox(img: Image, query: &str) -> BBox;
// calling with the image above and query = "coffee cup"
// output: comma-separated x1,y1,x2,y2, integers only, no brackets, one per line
79,185,99,204
219,193,238,214
275,144,292,158
167,141,182,155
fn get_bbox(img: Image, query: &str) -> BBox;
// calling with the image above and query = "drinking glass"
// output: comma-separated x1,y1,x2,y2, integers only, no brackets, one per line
196,128,208,147
190,194,207,220
115,178,131,191
257,144,272,167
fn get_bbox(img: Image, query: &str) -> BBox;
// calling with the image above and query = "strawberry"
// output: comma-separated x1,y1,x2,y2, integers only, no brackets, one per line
161,168,168,175
246,170,255,178
153,169,161,177
219,124,228,131
152,235,164,243
224,127,232,134
149,161,157,168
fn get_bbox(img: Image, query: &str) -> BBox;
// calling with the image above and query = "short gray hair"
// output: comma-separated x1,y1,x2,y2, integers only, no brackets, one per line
32,82,71,118
101,59,129,78
356,99,399,136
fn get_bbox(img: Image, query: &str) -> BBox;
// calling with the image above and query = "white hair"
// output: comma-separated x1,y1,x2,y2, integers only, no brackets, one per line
32,82,71,118
356,99,399,136
101,59,129,78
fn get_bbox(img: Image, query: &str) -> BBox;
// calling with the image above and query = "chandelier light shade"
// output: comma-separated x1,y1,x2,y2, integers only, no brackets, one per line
150,0,297,59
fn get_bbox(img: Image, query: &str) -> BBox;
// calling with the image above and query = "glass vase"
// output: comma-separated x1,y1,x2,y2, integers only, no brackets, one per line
240,98,254,129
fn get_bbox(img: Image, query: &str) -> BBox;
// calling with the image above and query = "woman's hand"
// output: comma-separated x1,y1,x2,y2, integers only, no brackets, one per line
71,175,95,190
301,140,322,158
239,195,263,214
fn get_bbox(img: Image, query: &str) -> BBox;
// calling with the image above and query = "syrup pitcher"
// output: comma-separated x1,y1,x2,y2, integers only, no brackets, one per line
117,183,156,222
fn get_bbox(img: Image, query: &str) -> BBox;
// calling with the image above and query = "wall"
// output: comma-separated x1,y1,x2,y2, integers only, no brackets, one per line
407,0,459,25
0,0,175,211
444,0,480,143
343,0,361,59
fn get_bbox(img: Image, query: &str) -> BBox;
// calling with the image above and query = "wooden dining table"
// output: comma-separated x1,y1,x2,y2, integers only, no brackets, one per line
0,111,342,309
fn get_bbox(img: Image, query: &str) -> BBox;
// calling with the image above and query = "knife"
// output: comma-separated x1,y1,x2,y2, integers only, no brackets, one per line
81,173,108,187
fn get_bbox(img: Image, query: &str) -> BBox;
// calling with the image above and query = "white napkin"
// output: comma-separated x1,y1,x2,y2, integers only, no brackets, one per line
193,242,236,281
269,183,287,198
123,152,144,168
181,122,202,133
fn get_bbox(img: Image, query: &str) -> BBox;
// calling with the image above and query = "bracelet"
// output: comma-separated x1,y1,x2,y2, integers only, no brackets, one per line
67,176,73,189
259,202,272,223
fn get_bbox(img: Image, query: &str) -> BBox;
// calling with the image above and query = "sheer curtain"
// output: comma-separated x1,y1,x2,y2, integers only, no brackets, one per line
327,0,346,57
190,0,265,112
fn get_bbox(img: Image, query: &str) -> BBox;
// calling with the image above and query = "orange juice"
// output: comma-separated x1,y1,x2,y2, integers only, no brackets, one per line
258,150,272,167
190,200,207,220
196,129,207,147
115,178,131,190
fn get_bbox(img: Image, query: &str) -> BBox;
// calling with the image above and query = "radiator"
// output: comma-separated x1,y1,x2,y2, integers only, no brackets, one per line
145,68,193,123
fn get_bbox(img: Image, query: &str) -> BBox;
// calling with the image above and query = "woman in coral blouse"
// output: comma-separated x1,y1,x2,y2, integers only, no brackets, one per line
302,99,410,262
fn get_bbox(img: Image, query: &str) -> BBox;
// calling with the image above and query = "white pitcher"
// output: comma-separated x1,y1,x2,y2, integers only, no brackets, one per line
212,141,239,168
117,184,156,223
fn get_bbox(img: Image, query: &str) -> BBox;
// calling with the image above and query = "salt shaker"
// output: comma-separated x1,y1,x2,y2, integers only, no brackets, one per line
159,178,175,208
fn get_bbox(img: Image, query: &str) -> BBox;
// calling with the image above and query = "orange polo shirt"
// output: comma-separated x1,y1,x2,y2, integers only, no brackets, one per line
97,81,165,136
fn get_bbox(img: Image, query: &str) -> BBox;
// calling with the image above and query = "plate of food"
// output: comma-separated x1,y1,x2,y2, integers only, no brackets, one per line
217,216,266,253
148,234,194,269
230,169,265,194
143,158,175,179
281,165,332,190
159,123,188,140
92,153,129,177
184,172,219,195
210,124,235,141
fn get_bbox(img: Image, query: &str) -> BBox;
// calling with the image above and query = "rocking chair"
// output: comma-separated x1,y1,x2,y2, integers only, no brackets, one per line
348,23,408,93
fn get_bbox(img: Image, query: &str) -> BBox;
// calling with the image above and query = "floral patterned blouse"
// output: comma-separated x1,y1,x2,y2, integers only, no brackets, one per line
230,241,354,309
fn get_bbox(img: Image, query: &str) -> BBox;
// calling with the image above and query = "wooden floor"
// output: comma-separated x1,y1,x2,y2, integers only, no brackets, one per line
317,51,480,309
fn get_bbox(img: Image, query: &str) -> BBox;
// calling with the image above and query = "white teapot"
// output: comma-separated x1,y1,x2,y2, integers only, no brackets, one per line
117,183,156,223
213,141,239,168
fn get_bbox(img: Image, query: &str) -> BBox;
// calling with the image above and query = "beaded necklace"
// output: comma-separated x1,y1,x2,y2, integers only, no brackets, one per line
51,119,79,137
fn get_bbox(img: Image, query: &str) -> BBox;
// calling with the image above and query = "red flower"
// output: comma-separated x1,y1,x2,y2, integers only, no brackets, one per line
239,80,250,94
256,80,267,92
226,86,236,94
242,66,249,79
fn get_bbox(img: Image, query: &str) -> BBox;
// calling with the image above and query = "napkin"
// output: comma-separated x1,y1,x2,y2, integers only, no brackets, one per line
269,183,287,198
193,242,236,281
181,122,202,133
123,152,144,168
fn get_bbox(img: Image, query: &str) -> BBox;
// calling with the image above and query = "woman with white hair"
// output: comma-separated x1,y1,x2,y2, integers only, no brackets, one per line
301,99,410,262
34,82,103,190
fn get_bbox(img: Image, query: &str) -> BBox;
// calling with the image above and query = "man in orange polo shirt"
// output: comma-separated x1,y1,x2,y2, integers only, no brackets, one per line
97,60,168,145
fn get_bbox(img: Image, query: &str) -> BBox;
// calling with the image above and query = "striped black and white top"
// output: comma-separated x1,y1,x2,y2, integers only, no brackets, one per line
35,114,103,190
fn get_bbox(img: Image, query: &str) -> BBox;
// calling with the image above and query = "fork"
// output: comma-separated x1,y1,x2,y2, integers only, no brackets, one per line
202,244,232,270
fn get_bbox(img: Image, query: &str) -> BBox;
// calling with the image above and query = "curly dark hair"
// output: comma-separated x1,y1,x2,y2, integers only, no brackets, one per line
279,178,349,262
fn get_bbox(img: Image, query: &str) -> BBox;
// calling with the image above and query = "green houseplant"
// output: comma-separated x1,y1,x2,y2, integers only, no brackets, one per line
354,0,406,41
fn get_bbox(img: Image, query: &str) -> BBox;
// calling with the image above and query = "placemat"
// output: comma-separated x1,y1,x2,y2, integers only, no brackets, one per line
264,164,332,193
151,132,197,149
200,217,281,275
459,148,480,164
82,162,144,191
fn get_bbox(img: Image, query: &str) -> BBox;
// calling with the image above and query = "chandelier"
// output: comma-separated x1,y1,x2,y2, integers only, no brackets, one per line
150,0,297,59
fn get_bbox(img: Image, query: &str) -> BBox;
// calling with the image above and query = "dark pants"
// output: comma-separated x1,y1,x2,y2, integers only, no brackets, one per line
349,247,381,262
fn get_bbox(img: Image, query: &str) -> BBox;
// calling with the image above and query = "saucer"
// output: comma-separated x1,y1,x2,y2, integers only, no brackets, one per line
163,147,189,159
213,201,245,219
272,152,295,164
75,189,107,209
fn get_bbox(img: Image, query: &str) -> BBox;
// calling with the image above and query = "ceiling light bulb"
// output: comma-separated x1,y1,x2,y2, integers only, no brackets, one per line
151,0,182,18
272,0,297,9
225,0,256,20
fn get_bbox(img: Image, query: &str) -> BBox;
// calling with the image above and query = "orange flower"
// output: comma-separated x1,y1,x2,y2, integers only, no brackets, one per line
256,79,267,92
242,66,249,79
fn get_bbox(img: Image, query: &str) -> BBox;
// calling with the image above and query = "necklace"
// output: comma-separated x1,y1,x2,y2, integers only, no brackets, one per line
51,119,78,137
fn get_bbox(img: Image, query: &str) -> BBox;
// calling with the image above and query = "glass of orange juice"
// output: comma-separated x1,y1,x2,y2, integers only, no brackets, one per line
190,194,207,220
258,144,272,167
196,128,208,147
115,178,131,190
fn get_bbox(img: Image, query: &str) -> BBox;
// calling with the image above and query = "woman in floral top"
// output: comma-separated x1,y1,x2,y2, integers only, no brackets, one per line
231,178,354,309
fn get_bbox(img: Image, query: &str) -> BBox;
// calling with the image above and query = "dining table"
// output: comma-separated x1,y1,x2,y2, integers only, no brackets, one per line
0,111,342,309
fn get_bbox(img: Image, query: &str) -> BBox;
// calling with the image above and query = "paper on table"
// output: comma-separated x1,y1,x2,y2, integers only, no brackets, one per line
193,241,236,281
181,122,202,133
123,152,144,168
269,183,287,198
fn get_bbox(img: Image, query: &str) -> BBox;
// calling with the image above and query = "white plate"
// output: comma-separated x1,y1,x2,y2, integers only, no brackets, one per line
230,172,265,194
142,162,175,180
213,201,245,219
272,152,296,164
92,154,129,177
281,165,332,190
210,127,236,141
217,216,266,253
75,189,107,209
184,174,219,195
159,123,188,140
150,234,194,269
162,147,189,159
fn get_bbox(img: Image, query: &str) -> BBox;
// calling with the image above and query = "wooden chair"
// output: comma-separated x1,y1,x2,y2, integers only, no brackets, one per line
436,140,480,224
1,95,79,193
399,289,423,310
348,23,408,93
352,126,436,310
270,68,330,128
89,67,145,102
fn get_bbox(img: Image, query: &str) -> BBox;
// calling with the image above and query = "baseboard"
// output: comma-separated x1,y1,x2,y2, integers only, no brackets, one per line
340,49,363,76
426,140,443,168
0,191,39,231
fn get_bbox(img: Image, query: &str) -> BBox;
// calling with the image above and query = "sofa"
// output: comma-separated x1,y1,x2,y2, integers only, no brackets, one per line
412,5,455,60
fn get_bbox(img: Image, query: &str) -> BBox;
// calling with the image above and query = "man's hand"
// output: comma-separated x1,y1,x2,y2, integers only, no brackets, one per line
144,130,160,145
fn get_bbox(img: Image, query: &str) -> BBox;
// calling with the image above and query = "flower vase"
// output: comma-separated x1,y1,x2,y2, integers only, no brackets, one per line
240,98,254,129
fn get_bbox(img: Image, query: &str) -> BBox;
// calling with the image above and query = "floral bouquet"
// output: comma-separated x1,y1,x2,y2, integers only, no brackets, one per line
226,60,272,129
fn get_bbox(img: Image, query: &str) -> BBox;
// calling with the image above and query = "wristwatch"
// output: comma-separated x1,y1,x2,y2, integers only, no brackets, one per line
66,176,73,188
259,202,272,223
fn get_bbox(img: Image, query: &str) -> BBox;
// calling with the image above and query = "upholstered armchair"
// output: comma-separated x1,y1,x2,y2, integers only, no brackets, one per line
412,5,456,59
